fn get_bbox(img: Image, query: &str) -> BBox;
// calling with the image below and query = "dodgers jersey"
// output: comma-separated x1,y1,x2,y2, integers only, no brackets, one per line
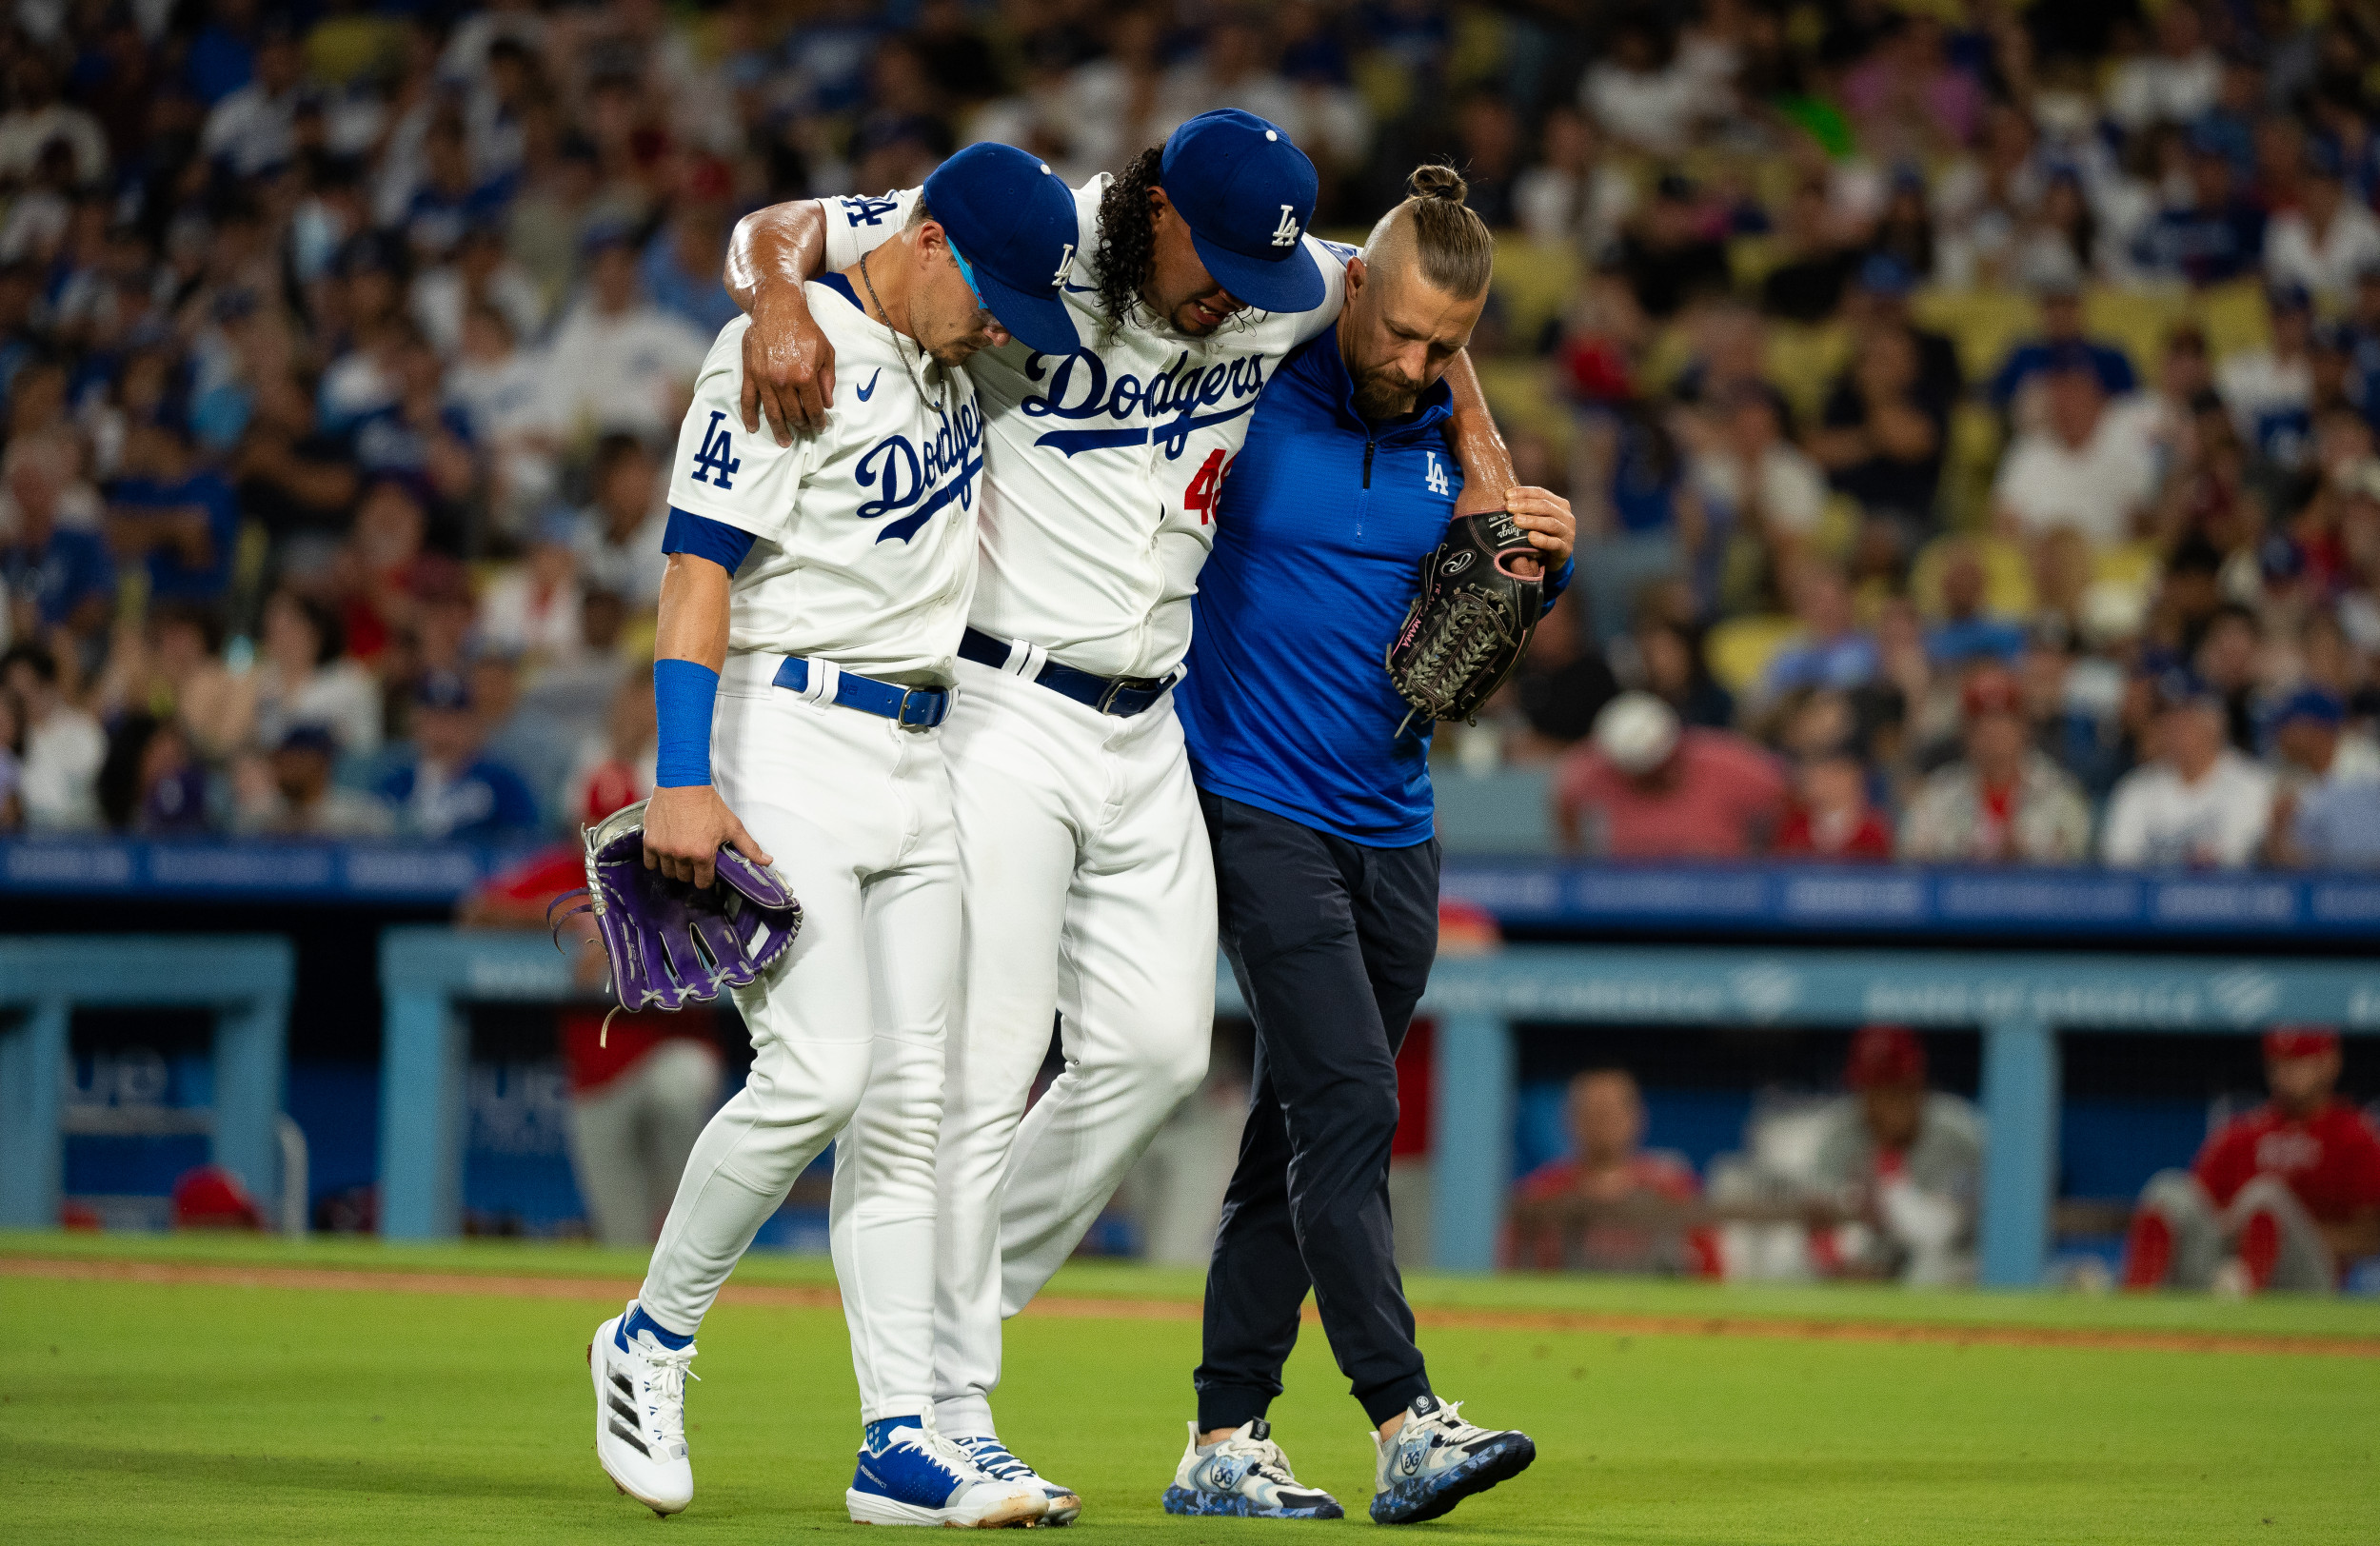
823,179,1348,680
665,275,985,682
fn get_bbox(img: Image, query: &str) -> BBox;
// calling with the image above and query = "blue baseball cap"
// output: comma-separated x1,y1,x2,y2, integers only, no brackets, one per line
414,668,474,713
1158,109,1323,315
922,143,1082,358
2152,668,2222,711
2273,684,2346,727
1856,251,1915,298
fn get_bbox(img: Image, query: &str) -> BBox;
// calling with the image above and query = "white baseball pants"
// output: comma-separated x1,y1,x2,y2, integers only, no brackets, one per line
929,658,1216,1437
636,658,958,1423
566,1038,722,1248
2134,1169,2337,1292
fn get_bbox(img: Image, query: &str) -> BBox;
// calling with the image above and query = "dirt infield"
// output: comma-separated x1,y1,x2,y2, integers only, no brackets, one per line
10,1255,2380,1360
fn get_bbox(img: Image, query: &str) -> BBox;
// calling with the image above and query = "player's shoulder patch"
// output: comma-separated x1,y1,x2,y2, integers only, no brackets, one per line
1316,238,1360,264
833,191,906,230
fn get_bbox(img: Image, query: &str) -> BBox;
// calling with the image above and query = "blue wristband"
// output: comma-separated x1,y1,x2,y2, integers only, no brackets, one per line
653,659,720,788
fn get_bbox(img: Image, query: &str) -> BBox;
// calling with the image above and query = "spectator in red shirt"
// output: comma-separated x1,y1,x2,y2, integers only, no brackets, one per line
1774,745,1894,862
1554,691,1789,857
457,783,722,1249
1506,1069,1716,1275
2124,1027,2380,1293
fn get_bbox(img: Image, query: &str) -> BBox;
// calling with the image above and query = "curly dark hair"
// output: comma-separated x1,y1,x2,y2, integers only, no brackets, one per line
1091,146,1164,331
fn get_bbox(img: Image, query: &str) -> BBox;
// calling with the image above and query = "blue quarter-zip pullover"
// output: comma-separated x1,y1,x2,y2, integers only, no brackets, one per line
1178,321,1572,846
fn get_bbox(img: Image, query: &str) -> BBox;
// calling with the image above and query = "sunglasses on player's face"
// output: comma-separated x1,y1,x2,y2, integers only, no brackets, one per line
946,238,989,312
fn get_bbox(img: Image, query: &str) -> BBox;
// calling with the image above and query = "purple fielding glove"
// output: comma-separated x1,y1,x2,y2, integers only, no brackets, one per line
551,801,803,1013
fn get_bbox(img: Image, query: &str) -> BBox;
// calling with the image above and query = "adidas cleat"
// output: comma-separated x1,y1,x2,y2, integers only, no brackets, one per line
1161,1418,1343,1519
589,1303,699,1516
846,1416,1042,1528
952,1434,1082,1526
1369,1394,1535,1525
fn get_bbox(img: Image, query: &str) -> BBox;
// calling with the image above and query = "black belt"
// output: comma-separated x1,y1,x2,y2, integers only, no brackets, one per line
958,627,1176,717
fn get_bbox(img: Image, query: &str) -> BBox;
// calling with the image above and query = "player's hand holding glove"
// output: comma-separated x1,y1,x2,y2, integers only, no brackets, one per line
1384,509,1547,735
554,799,803,1015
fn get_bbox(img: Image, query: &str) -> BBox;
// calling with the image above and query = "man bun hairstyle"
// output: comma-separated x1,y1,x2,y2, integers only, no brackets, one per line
1408,163,1468,202
1370,163,1495,299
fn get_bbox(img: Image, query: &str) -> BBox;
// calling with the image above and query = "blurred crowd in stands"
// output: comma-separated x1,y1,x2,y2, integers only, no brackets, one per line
1,0,2379,868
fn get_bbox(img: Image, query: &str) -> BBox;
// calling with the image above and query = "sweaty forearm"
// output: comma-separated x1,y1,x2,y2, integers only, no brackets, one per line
724,200,830,315
1441,350,1514,511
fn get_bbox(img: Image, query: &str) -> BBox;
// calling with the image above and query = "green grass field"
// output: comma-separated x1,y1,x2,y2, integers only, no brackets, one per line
4,1233,2375,1543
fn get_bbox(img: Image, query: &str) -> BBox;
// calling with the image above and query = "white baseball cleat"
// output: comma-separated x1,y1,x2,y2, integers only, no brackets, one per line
1368,1394,1535,1525
1160,1418,1344,1518
589,1304,699,1516
846,1416,1043,1528
952,1434,1083,1526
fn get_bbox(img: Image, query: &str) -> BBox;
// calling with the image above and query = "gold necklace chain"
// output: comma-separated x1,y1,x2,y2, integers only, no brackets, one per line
858,249,945,417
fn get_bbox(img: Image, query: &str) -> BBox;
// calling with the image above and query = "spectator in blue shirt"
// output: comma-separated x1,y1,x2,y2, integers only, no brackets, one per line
183,0,259,107
106,418,240,605
376,668,540,842
2,434,113,651
1989,268,2137,416
1763,557,1879,702
1924,538,2027,666
403,115,515,263
2135,135,2267,287
2286,777,2380,869
640,184,744,337
1577,395,1703,644
1178,167,1570,1498
351,331,477,515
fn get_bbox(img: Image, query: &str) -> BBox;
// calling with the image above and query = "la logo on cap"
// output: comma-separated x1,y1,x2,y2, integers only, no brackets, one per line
1270,207,1299,248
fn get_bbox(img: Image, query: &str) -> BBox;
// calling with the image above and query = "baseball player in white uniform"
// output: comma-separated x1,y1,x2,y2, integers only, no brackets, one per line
723,111,1518,1519
586,143,1086,1528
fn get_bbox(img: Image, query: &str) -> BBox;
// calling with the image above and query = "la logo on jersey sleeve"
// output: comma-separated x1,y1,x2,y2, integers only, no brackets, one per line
667,343,811,541
690,410,743,491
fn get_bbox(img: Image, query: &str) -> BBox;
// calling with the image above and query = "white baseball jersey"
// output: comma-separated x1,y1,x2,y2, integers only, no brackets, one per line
665,277,985,682
823,179,1348,680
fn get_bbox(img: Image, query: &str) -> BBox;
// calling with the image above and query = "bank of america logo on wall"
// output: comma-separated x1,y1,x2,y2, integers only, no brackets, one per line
2209,967,2284,1027
1730,963,1801,1023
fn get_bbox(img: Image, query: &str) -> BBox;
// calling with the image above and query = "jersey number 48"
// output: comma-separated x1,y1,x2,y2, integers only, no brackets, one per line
1182,448,1234,525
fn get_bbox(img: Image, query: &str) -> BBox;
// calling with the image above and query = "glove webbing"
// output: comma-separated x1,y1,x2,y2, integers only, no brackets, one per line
1393,586,1529,735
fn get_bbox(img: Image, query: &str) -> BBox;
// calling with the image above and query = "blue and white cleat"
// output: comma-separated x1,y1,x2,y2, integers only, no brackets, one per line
952,1434,1082,1526
846,1416,1044,1528
1161,1418,1343,1519
1368,1394,1536,1525
589,1304,699,1516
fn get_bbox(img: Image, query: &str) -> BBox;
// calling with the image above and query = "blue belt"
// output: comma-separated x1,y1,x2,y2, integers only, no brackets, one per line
772,655,950,729
958,627,1175,717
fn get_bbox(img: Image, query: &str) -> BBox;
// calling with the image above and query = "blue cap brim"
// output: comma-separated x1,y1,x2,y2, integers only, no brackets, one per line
972,266,1081,358
1190,228,1324,315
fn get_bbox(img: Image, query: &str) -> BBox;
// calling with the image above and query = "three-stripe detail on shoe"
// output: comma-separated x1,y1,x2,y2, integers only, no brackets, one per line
606,1363,652,1456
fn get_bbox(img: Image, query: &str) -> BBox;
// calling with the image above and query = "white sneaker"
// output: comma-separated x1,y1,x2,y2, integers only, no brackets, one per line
952,1434,1082,1526
589,1304,699,1516
1160,1418,1343,1518
1369,1394,1535,1525
846,1416,1043,1528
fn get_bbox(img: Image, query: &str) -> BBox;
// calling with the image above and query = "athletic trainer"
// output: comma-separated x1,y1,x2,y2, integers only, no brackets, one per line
1168,166,1573,1525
